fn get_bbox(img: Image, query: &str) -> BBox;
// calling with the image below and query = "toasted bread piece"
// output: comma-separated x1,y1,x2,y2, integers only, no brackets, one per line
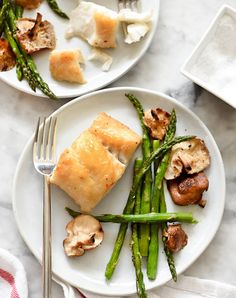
50,113,141,212
16,13,56,54
0,39,16,71
66,1,118,48
16,0,41,9
49,49,86,84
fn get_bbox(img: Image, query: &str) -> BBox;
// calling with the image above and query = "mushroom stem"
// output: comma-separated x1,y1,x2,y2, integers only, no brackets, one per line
65,208,198,224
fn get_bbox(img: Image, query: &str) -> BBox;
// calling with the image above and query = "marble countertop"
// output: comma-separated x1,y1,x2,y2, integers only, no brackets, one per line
0,0,236,297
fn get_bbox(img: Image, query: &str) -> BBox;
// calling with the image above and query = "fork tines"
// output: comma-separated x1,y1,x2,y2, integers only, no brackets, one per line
34,117,57,163
118,0,138,11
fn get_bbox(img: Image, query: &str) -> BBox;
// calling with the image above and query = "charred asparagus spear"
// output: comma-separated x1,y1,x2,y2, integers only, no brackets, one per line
104,134,194,280
131,159,147,297
147,110,176,280
0,0,9,36
126,93,152,257
65,207,198,224
4,2,57,99
160,185,177,281
15,5,23,81
46,0,69,19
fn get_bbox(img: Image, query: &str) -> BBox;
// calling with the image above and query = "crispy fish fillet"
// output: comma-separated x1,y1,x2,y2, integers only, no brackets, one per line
50,113,141,212
49,49,86,84
0,39,16,71
16,13,56,54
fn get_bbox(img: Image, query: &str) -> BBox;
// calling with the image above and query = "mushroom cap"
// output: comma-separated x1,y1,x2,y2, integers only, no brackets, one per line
163,224,188,253
63,215,104,257
165,138,210,180
167,172,209,206
144,108,171,140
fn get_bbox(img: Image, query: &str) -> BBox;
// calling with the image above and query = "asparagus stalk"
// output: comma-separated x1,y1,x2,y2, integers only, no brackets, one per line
147,140,161,280
147,110,176,280
46,0,69,19
0,0,9,36
15,5,24,81
125,93,152,257
104,135,194,280
131,159,147,298
5,3,56,98
147,110,176,279
160,185,177,282
15,5,24,19
4,23,36,91
65,207,198,224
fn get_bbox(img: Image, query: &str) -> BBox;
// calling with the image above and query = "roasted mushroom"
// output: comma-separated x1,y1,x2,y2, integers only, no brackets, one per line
0,39,16,71
144,108,171,140
16,13,56,54
63,215,104,257
167,172,209,206
165,138,210,180
163,224,188,253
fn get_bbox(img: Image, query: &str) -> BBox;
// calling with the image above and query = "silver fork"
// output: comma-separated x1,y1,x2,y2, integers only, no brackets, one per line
118,0,139,37
33,117,57,298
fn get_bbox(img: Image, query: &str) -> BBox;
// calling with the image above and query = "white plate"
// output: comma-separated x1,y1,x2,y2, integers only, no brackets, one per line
12,87,225,296
0,0,159,99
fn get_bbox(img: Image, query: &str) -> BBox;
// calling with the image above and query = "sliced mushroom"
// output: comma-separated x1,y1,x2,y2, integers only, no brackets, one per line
0,38,16,71
165,138,210,180
16,13,56,54
143,108,171,140
63,215,104,257
167,171,209,206
163,224,188,253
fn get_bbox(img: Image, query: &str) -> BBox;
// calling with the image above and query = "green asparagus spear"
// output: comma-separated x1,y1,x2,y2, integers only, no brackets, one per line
160,185,177,282
46,0,69,19
125,93,152,257
131,159,147,298
4,23,36,91
15,5,24,19
15,5,24,81
0,0,9,36
147,140,160,280
147,110,176,280
105,134,194,280
65,207,198,224
6,5,57,99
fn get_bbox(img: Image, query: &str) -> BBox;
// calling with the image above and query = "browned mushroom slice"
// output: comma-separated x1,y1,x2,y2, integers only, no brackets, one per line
0,38,16,71
163,224,188,253
144,108,171,140
63,215,104,257
16,13,56,54
167,171,209,206
165,138,210,180
16,0,42,10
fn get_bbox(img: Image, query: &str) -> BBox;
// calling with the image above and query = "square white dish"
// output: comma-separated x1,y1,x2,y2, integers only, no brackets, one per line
181,5,236,109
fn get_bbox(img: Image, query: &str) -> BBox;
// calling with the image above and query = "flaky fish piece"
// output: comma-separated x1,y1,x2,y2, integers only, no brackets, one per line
50,113,141,212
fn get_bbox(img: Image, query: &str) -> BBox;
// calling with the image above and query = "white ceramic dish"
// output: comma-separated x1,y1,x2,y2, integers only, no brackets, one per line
0,0,159,99
12,87,225,296
181,5,236,109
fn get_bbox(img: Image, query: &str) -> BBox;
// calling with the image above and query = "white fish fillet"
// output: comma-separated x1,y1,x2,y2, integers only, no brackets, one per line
88,48,113,71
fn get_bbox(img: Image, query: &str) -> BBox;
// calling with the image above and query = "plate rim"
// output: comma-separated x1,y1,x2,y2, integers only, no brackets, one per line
12,86,226,296
0,0,160,99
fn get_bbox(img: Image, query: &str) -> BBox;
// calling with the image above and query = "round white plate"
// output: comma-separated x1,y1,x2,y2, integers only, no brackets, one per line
0,0,159,99
13,87,225,296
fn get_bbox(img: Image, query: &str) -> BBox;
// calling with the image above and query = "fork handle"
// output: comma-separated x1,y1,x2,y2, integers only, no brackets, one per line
43,176,52,298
